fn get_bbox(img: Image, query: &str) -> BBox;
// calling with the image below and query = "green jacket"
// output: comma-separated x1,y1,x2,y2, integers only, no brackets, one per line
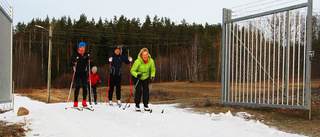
130,54,156,80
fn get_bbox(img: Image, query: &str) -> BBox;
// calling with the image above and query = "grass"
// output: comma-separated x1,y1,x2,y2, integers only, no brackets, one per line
13,81,320,136
0,121,26,137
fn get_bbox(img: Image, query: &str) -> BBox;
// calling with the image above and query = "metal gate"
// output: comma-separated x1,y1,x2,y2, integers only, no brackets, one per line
221,0,313,110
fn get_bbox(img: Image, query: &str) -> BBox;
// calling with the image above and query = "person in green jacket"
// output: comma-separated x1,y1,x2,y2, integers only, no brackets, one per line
130,47,156,111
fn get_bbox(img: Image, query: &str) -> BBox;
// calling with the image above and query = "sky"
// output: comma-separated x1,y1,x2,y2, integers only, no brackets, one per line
3,0,320,26
0,95,306,137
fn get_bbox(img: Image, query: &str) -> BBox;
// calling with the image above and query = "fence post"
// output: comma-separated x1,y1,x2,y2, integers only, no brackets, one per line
306,0,313,120
285,10,291,105
221,8,226,102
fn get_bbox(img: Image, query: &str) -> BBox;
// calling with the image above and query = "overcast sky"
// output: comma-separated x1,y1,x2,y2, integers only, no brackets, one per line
5,0,320,26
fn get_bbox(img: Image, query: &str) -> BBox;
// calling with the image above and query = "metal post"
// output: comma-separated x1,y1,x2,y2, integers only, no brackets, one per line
247,21,250,103
226,9,231,102
232,23,235,102
285,10,291,105
10,7,13,109
47,25,52,103
306,0,313,120
221,8,227,102
12,81,14,112
297,9,302,105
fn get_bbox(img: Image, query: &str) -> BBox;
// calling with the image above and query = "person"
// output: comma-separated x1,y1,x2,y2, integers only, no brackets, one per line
130,47,155,111
107,45,132,106
87,66,101,105
70,42,93,107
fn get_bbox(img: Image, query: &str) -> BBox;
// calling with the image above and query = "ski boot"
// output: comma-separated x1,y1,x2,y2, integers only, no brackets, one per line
144,105,151,111
108,101,113,106
73,102,78,107
135,105,141,111
82,100,88,107
117,100,122,106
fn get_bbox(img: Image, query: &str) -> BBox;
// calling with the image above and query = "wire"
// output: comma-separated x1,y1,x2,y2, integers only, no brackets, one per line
232,0,304,17
230,0,269,10
232,0,282,12
16,26,195,39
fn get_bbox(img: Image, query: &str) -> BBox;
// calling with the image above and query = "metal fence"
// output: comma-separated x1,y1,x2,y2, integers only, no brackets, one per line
221,1,313,110
0,1,12,104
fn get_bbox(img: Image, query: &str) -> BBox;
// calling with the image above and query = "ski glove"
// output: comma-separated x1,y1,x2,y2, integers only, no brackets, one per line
109,57,113,62
137,74,142,79
129,57,132,62
72,56,79,65
151,77,155,82
73,66,76,71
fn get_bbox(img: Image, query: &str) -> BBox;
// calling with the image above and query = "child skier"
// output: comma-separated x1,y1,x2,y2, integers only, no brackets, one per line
70,42,94,107
130,47,155,111
87,66,101,105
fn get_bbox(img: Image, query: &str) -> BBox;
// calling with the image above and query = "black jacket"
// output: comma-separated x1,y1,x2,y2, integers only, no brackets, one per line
71,51,94,72
107,53,129,75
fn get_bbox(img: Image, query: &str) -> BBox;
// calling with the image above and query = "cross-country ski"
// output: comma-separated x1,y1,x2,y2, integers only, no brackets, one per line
82,106,94,111
66,107,83,111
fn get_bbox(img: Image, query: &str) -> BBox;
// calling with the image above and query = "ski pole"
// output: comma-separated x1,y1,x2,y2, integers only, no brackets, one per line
67,57,78,103
123,79,140,110
88,54,92,104
106,60,112,106
149,80,153,93
100,82,102,105
129,61,132,106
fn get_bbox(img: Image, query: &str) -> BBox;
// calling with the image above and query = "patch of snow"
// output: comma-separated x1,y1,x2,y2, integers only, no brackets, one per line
0,95,306,137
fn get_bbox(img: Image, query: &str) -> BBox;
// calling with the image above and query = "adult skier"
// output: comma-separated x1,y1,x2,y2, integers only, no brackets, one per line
70,42,93,107
107,45,132,106
130,47,156,111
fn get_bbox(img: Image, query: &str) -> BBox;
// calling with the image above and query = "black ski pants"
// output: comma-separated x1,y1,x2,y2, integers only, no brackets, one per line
108,75,121,101
133,76,150,107
74,72,87,102
88,84,97,103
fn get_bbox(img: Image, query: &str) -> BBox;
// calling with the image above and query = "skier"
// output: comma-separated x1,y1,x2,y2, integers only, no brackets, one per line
130,47,155,111
107,45,132,106
87,66,101,105
70,42,93,107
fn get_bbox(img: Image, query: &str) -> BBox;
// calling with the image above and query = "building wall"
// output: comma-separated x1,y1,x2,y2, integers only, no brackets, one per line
0,5,12,103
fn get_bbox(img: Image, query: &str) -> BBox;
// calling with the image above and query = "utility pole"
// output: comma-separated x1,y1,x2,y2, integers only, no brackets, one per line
35,24,53,103
47,25,52,103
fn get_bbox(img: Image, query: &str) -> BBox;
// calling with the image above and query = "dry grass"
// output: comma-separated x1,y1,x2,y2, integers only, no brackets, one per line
0,121,26,137
14,81,320,136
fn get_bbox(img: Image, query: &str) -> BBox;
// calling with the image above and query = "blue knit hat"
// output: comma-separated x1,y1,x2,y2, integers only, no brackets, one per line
78,42,86,49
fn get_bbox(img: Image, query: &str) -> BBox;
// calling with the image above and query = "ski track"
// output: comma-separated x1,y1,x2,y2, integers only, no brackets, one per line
0,95,306,137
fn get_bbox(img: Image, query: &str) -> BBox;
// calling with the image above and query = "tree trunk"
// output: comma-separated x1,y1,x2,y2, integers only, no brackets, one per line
57,39,60,75
29,28,31,58
41,32,44,73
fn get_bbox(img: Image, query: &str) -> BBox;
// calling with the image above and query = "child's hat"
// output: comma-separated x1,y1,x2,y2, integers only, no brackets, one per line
92,66,97,71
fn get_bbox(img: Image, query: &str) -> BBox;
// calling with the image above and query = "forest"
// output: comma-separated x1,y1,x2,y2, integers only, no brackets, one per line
12,13,320,89
13,14,222,89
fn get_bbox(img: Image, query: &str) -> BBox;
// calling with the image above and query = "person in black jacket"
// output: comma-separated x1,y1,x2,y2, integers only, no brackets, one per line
70,42,93,107
107,45,132,106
